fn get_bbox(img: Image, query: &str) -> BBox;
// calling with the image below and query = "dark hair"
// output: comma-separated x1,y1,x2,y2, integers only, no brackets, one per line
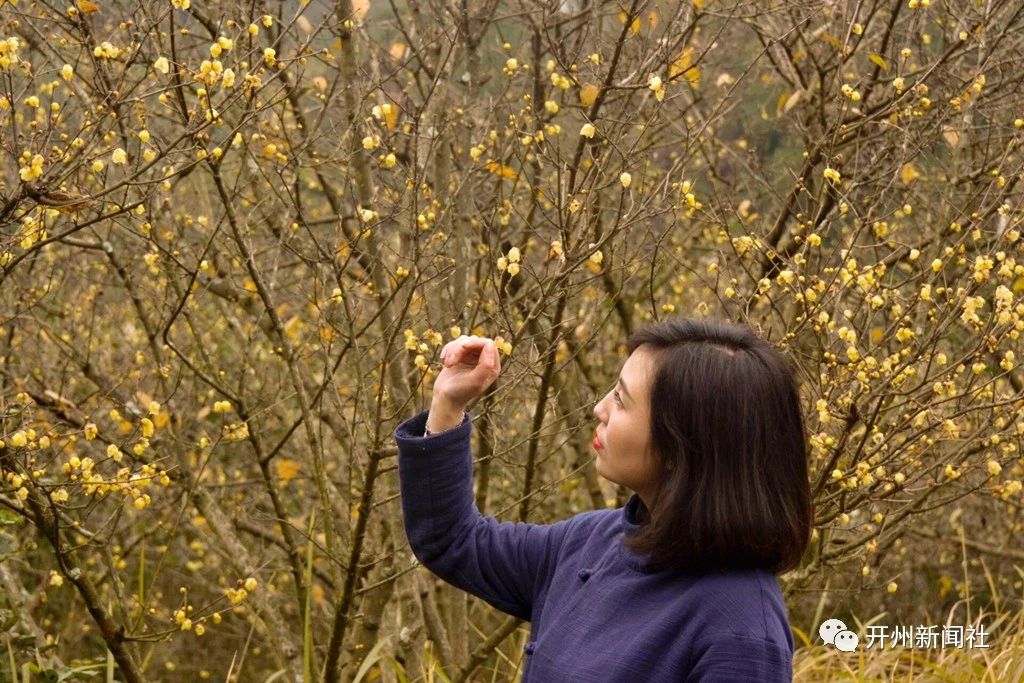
620,317,813,575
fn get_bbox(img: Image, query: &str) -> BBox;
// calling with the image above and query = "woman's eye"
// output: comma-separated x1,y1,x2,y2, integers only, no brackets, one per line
613,390,623,406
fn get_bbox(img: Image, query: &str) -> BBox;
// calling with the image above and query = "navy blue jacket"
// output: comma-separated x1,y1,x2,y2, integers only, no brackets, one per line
395,408,793,681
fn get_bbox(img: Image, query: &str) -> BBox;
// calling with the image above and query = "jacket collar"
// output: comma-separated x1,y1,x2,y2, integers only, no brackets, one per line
618,493,657,573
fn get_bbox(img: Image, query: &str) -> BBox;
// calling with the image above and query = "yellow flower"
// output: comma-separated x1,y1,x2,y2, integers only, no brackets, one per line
823,167,841,183
11,431,27,448
895,327,915,343
244,577,258,591
111,148,127,165
580,123,596,138
620,172,632,188
172,0,191,8
18,154,44,182
0,36,21,70
61,64,73,80
154,56,170,74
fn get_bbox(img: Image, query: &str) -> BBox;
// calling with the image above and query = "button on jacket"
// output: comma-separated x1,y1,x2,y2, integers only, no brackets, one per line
394,409,794,682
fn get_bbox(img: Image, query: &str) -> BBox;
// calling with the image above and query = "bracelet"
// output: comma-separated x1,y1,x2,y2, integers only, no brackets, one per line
424,410,466,437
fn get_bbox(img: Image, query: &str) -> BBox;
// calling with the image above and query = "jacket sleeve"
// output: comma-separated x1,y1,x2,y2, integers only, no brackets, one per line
685,634,792,682
394,408,573,622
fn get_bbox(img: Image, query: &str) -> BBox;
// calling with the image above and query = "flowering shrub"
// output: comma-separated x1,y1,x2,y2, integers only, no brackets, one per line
2,0,1024,680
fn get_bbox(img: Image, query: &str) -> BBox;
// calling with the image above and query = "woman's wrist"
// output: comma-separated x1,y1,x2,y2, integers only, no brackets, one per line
425,399,467,436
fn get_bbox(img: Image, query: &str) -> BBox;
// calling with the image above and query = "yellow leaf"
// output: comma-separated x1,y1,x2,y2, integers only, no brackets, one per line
776,91,802,117
388,42,407,62
669,47,701,89
618,11,641,32
276,458,301,482
485,161,518,180
352,0,370,21
821,32,841,50
942,127,961,149
870,327,884,345
694,0,704,9
1013,276,1024,295
776,93,789,117
285,315,302,341
900,163,921,185
579,84,600,107
77,0,99,13
868,53,889,72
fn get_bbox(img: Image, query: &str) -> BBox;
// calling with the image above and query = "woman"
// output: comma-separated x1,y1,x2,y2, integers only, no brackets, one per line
394,317,813,681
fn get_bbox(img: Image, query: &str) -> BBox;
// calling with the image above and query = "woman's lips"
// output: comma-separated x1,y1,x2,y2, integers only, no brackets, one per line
593,435,603,450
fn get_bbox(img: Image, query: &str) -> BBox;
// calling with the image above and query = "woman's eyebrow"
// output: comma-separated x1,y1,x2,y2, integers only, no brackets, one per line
617,375,632,401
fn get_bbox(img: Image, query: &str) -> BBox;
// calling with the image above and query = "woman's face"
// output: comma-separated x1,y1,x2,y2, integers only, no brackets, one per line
592,346,662,508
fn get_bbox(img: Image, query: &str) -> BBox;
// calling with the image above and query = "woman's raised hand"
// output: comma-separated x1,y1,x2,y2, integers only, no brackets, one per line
432,335,502,409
